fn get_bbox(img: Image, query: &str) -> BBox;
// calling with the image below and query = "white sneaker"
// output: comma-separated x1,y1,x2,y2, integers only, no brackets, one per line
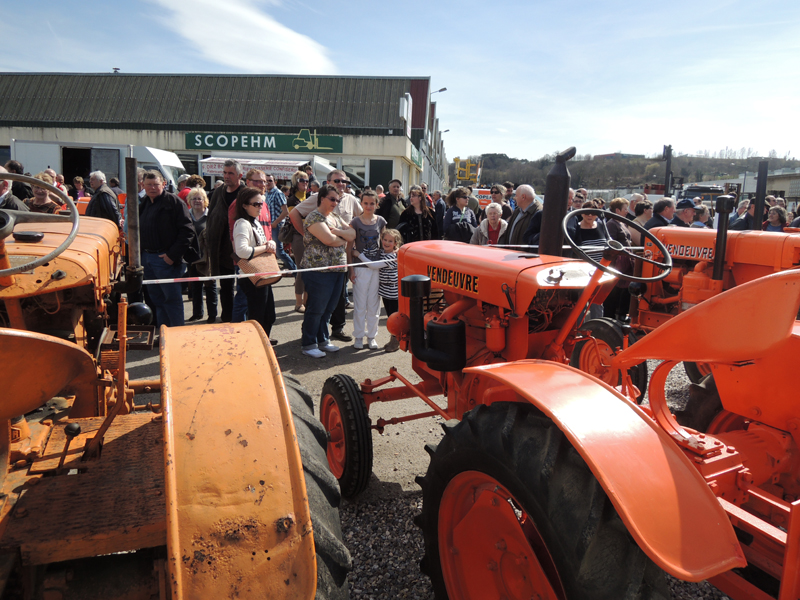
367,338,379,349
354,338,364,349
302,348,326,359
319,342,340,353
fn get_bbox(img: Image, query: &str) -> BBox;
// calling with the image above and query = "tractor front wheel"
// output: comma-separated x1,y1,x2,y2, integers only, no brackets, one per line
285,374,352,599
416,402,668,600
320,374,373,498
570,318,647,402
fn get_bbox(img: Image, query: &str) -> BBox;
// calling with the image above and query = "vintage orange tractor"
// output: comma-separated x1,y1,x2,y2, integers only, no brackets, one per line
0,172,350,599
630,202,800,382
320,149,800,599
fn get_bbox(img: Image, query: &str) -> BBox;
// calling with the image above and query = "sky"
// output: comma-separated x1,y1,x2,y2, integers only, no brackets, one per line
2,0,799,162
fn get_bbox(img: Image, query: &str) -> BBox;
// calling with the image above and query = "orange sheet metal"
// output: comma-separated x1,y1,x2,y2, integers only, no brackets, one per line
161,322,315,600
614,269,800,368
0,329,98,420
0,218,119,300
464,360,746,582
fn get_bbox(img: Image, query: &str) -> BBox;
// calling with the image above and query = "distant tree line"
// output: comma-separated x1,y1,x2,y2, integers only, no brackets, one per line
450,151,798,192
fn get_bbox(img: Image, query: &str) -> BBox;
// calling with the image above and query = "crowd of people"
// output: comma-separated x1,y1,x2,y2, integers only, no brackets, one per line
4,156,798,356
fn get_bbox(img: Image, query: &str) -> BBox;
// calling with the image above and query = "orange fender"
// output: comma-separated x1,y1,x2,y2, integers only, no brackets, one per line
464,360,746,582
161,322,316,600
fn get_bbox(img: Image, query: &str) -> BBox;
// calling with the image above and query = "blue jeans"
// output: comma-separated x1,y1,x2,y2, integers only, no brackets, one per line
142,252,185,328
301,271,345,349
271,229,297,272
232,268,248,323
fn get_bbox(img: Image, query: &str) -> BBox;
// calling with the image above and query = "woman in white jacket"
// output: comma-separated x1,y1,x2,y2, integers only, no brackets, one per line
470,202,507,245
233,187,277,339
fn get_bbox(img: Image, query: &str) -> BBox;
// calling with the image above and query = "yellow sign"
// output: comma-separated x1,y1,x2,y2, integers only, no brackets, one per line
454,157,481,183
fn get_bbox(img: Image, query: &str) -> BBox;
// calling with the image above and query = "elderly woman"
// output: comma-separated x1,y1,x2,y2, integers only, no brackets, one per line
186,188,218,323
233,187,278,338
470,202,507,245
630,200,653,246
397,185,438,243
299,184,355,358
442,187,478,241
24,173,61,214
763,206,788,232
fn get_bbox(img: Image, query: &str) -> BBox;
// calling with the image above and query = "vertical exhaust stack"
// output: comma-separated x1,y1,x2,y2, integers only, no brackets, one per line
752,160,769,231
538,147,576,257
712,195,735,281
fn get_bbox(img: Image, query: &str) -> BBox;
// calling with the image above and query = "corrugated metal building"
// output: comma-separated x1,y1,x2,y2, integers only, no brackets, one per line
0,73,449,191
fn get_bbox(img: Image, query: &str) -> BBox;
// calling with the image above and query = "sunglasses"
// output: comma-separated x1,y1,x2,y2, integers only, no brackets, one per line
248,201,264,207
327,196,342,203
297,178,308,183
332,178,352,185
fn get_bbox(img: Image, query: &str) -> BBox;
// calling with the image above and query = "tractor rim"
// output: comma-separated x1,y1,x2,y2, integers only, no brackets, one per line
707,410,746,434
321,394,346,478
577,338,616,385
438,471,566,600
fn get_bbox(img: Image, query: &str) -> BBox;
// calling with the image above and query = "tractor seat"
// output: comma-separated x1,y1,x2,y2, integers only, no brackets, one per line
0,329,98,421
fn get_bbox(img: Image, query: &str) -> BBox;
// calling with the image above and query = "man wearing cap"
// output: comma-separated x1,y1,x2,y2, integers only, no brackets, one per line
671,198,696,227
627,193,643,220
644,198,676,230
176,174,192,203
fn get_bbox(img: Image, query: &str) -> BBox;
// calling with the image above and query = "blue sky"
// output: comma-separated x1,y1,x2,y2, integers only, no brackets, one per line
3,0,798,162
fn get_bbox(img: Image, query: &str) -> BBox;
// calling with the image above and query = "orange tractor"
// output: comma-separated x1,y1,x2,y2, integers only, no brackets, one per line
320,149,800,599
0,173,350,599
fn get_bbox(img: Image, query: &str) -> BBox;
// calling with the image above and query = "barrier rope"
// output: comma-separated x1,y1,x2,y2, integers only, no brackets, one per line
141,259,396,285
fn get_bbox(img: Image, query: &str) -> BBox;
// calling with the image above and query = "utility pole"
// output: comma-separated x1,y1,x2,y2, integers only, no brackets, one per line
662,145,673,197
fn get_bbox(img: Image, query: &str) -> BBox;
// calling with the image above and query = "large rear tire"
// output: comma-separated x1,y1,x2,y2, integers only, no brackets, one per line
319,374,373,498
683,361,711,385
570,318,647,403
285,375,352,599
416,402,668,600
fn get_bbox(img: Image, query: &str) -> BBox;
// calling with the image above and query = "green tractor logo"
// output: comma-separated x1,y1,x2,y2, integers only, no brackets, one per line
292,129,333,151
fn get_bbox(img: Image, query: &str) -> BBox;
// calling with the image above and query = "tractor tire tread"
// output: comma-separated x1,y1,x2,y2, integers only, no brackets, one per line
288,378,352,599
416,401,669,600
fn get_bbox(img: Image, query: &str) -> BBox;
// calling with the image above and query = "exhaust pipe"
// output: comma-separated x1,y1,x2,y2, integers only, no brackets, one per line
712,195,735,281
538,147,576,257
401,275,466,372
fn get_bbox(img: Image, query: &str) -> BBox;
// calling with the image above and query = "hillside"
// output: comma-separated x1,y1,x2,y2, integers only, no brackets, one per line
452,151,799,192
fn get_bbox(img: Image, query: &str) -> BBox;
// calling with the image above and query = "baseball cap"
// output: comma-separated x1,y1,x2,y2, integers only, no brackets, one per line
177,174,190,183
676,199,694,210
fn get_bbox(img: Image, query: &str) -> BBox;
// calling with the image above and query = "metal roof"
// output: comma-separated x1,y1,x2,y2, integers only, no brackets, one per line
0,73,430,135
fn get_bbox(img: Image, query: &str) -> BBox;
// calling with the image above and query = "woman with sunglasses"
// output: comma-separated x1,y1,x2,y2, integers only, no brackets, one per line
490,185,513,220
233,187,277,339
397,185,438,243
299,184,355,358
442,187,478,242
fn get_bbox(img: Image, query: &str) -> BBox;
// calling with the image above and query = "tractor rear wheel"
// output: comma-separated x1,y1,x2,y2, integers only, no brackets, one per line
320,374,373,498
285,374,352,599
683,361,712,385
570,318,647,402
416,402,668,600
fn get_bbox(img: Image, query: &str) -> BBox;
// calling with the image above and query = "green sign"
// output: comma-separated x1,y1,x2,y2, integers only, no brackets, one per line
186,129,343,153
411,145,423,169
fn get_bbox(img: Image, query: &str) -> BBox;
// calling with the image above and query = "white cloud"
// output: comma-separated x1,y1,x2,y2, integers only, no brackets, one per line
146,0,337,74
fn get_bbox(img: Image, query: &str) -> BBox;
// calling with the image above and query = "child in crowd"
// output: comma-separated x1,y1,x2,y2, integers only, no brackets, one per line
354,228,402,352
349,191,387,349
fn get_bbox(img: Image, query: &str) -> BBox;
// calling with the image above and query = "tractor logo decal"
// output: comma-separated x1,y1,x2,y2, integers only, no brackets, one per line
665,244,714,260
427,265,480,294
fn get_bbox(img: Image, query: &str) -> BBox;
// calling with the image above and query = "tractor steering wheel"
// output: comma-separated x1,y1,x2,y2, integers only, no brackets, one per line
0,173,79,278
562,208,672,283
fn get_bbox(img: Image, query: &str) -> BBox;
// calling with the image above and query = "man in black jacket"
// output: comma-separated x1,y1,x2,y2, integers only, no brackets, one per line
377,179,406,229
140,170,194,327
86,171,121,226
670,198,695,227
644,198,675,230
3,160,33,201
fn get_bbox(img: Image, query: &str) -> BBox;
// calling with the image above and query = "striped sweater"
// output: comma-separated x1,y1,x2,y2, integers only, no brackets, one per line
357,250,398,299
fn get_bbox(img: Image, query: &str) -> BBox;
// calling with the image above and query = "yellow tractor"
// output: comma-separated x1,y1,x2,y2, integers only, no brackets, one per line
0,173,350,599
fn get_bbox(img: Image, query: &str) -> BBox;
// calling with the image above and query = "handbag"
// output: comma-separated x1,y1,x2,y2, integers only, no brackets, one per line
278,219,295,244
237,252,282,287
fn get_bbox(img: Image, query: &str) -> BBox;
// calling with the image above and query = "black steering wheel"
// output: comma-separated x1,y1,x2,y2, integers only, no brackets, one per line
562,207,672,283
0,173,79,278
